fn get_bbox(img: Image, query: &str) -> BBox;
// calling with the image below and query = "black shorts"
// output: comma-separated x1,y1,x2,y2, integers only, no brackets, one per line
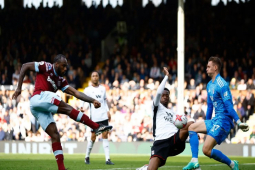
91,119,109,132
150,130,185,167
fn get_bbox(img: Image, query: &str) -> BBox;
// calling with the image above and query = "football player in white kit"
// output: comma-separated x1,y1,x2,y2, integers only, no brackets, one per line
136,67,194,170
81,71,114,165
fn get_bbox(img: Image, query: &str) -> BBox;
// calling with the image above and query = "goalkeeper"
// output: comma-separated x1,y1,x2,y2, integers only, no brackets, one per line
183,57,249,170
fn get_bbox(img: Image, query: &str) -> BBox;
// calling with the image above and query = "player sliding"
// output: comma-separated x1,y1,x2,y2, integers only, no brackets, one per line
136,67,194,170
12,54,113,170
183,57,249,170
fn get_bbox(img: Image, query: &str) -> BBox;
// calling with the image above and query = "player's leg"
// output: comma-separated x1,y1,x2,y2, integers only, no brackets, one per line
57,100,99,129
45,123,66,170
31,91,112,134
147,157,161,170
30,93,66,170
85,132,96,164
183,121,207,170
102,130,114,165
179,121,194,141
204,124,239,170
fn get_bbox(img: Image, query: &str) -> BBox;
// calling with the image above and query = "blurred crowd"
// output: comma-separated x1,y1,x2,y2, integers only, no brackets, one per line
1,0,255,143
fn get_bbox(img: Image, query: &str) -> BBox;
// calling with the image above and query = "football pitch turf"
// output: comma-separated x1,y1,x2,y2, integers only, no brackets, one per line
0,154,254,170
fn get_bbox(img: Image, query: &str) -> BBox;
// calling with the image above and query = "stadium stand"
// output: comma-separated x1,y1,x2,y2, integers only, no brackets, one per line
0,0,255,144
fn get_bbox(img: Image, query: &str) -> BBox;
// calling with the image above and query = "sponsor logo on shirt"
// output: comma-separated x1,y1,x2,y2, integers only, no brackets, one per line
47,76,57,91
164,111,173,123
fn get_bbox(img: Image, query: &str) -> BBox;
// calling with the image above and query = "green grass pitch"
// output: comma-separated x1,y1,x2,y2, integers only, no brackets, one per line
0,153,254,170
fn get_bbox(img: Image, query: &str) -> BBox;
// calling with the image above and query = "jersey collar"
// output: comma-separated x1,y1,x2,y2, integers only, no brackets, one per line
215,73,220,79
212,73,220,83
53,65,59,77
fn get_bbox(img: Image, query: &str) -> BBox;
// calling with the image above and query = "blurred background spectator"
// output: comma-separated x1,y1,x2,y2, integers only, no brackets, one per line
0,0,255,144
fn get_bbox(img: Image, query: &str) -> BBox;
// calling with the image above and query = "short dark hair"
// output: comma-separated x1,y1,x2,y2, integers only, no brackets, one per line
91,71,99,76
53,54,66,63
208,56,222,72
164,88,170,93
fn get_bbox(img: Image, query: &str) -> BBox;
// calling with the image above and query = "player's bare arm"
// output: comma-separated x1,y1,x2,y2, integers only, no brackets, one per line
64,86,101,108
12,62,36,100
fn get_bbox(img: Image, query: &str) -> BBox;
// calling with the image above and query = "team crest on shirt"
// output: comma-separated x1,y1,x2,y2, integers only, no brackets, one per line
50,73,53,76
46,63,52,71
151,150,154,155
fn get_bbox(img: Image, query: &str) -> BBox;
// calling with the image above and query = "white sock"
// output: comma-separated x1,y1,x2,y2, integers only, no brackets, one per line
230,161,235,168
191,158,198,162
103,139,110,161
85,140,94,158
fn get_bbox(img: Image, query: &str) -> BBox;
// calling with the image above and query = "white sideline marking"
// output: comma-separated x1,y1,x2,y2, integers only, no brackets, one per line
94,163,255,170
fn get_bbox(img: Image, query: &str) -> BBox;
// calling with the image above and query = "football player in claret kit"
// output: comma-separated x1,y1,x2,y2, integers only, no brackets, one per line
81,71,114,165
12,54,112,170
136,67,194,170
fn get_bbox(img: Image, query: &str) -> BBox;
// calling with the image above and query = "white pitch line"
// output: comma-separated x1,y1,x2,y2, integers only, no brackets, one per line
93,163,255,170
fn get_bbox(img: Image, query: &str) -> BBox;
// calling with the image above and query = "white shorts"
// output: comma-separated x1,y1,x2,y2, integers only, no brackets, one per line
30,91,62,130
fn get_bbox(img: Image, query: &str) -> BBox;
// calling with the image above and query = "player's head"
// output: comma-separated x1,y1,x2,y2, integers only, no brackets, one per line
91,71,99,85
207,56,222,77
53,54,67,77
160,88,170,107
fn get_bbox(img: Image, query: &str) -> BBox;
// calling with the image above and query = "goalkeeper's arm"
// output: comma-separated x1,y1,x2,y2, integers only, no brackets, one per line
224,100,249,132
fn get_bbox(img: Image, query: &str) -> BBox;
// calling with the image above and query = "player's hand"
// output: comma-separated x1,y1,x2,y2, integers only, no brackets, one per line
93,100,101,108
163,67,170,77
12,89,21,100
80,107,85,112
238,122,249,132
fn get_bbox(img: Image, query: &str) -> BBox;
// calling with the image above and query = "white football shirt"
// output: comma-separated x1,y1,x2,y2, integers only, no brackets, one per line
83,85,109,122
152,102,178,141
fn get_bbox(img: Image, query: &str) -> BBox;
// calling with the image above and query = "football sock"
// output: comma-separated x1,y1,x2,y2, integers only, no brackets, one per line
191,158,198,162
85,140,95,158
189,131,199,160
70,109,99,129
52,142,65,170
210,149,231,166
103,139,110,161
230,161,235,168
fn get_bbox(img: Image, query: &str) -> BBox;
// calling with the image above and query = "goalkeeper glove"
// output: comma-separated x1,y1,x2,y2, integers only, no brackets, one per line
237,120,249,132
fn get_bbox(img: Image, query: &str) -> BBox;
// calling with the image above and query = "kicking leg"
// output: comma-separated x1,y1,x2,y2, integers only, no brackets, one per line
57,101,99,129
45,123,66,170
57,101,112,135
85,132,96,164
